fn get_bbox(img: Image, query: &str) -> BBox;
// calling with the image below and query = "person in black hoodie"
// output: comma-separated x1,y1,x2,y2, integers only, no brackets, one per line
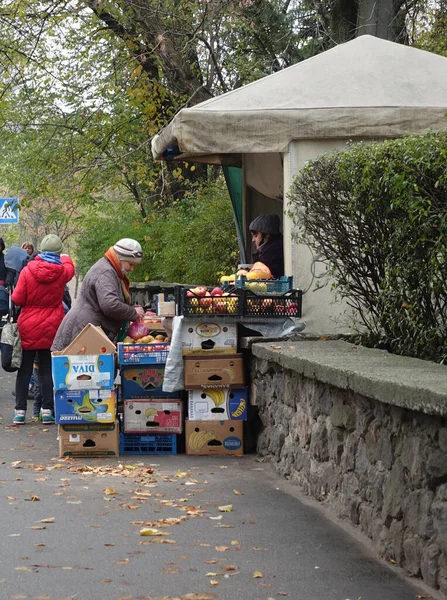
247,214,284,279
0,238,17,317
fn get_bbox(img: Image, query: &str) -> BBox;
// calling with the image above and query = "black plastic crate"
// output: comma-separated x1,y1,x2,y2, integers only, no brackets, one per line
176,286,242,317
119,432,177,455
241,289,302,318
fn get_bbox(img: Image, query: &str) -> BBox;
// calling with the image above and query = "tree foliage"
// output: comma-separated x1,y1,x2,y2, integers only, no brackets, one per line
75,180,239,286
288,133,447,363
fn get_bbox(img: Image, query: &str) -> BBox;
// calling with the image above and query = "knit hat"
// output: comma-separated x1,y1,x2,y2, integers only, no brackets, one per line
113,238,143,264
40,234,63,253
249,214,281,235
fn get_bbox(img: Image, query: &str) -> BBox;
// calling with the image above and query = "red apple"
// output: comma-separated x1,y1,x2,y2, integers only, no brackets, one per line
210,287,223,297
200,297,212,308
186,290,195,297
193,286,207,297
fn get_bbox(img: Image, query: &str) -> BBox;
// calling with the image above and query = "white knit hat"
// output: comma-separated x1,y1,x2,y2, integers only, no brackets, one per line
113,238,143,264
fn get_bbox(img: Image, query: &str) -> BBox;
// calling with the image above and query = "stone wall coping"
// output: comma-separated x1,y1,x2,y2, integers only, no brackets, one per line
251,340,447,416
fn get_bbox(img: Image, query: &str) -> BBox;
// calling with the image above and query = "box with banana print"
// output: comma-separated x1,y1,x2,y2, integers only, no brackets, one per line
185,419,243,455
123,399,183,434
188,388,247,420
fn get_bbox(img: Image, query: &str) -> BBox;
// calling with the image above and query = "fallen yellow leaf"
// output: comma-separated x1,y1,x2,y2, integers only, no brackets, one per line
253,571,263,578
104,487,117,495
209,580,219,586
218,504,233,512
40,517,55,523
233,490,243,495
215,546,229,552
139,528,165,536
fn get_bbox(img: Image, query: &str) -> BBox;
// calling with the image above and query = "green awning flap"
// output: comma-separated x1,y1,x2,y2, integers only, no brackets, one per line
223,165,246,263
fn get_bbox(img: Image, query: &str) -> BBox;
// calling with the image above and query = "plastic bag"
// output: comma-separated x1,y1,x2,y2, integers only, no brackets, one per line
1,320,22,372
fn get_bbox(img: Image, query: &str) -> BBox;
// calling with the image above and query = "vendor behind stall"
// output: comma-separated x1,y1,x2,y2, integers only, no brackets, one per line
238,213,284,280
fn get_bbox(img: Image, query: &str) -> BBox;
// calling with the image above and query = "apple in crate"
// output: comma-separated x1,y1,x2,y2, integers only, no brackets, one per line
193,287,207,297
199,297,213,308
210,287,223,297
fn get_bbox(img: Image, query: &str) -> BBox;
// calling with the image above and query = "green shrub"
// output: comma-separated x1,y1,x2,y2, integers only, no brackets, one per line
288,132,447,363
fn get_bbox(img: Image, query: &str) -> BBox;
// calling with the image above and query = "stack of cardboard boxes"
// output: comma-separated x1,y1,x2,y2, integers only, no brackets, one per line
52,325,119,457
118,341,182,454
182,318,247,455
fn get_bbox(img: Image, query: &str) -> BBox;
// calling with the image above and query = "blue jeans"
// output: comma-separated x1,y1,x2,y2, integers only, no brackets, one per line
15,350,54,412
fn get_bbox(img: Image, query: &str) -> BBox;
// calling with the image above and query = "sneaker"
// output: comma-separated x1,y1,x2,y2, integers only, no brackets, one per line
13,410,26,424
41,409,55,424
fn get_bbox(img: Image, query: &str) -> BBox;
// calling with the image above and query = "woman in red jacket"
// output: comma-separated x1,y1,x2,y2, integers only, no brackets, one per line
11,234,74,424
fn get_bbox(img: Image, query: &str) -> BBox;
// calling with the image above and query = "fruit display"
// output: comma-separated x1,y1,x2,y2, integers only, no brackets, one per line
180,286,241,316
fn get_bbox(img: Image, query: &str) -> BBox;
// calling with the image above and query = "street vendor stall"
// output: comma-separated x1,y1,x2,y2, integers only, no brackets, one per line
151,35,447,335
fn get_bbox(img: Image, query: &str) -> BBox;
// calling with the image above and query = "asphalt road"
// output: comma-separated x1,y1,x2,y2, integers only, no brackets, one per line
0,368,441,600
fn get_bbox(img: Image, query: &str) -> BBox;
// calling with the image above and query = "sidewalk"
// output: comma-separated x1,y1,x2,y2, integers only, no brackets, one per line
0,368,440,600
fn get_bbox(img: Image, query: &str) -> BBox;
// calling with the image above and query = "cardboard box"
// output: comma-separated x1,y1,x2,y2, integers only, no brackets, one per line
55,389,117,424
121,365,177,399
53,323,116,356
185,419,243,456
52,354,115,391
156,293,176,317
118,342,170,365
188,388,247,420
58,421,119,457
181,319,237,355
124,399,183,433
184,354,244,389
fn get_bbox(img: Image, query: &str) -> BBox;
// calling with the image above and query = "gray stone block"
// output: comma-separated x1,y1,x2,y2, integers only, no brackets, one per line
403,490,434,538
403,536,423,576
421,543,440,588
382,461,406,520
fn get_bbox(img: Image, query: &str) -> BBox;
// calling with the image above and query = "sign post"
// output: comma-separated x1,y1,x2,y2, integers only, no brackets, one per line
0,198,19,224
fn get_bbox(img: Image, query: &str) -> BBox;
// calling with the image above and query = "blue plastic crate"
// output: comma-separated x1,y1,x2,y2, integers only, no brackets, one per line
119,432,177,455
118,342,170,365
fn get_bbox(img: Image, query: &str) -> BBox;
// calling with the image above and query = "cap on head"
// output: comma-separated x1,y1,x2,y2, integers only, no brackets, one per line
249,214,281,236
40,234,63,254
113,238,143,264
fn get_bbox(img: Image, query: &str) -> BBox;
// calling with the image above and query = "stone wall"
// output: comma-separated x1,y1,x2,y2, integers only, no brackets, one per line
250,341,447,594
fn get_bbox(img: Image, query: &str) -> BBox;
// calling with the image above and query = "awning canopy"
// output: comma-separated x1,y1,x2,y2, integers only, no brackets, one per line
152,35,447,162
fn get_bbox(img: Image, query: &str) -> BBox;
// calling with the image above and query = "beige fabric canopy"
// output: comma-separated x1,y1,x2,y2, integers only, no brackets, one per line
152,35,447,161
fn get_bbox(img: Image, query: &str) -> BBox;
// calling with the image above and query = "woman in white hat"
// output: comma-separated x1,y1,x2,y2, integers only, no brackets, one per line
52,238,144,352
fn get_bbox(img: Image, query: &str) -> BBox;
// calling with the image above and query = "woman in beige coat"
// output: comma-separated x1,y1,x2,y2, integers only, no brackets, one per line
52,239,144,351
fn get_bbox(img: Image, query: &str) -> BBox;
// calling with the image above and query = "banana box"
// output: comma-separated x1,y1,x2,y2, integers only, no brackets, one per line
55,389,116,424
52,354,115,391
120,365,177,399
188,388,247,420
58,421,119,457
181,319,237,355
123,399,183,433
185,419,243,456
183,354,245,389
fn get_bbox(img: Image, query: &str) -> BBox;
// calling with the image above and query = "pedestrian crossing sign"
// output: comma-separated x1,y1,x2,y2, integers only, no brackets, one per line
0,198,19,224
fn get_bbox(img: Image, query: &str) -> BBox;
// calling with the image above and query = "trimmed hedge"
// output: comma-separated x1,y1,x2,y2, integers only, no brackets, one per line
288,132,447,363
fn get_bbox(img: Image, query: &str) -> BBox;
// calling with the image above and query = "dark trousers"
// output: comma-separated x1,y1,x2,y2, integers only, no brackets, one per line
15,350,54,412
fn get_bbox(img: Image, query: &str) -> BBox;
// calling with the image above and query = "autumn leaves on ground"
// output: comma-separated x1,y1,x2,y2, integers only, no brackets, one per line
0,419,289,600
